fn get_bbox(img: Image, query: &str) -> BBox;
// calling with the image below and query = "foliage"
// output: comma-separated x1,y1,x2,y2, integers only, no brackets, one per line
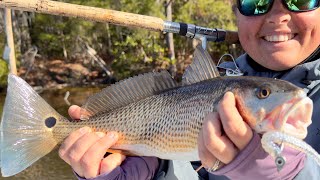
0,31,5,58
30,14,95,59
0,59,8,88
0,19,8,87
174,0,237,57
111,30,168,79
10,0,237,83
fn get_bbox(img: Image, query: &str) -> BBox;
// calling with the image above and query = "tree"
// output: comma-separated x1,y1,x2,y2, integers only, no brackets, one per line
0,0,238,86
165,0,176,77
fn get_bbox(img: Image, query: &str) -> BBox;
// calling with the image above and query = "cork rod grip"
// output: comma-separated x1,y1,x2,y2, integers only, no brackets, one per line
0,0,165,32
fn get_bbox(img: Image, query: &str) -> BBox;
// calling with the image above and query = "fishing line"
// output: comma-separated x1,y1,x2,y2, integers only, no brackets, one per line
307,83,320,98
216,54,244,76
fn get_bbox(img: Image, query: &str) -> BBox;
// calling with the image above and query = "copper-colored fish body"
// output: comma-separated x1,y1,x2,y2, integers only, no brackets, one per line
52,76,311,160
0,45,313,177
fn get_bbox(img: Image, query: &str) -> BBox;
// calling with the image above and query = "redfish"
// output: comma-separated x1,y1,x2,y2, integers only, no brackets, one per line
0,45,313,177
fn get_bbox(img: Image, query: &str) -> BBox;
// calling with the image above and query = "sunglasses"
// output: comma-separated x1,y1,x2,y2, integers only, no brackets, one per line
237,0,320,16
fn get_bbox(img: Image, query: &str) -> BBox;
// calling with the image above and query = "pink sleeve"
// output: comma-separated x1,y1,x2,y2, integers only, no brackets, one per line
211,132,306,179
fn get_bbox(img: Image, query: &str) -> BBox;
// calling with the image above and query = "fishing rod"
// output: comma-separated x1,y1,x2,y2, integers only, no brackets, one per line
0,0,239,48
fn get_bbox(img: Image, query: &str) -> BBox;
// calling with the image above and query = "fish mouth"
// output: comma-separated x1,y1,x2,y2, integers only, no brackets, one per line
261,94,313,139
280,96,313,139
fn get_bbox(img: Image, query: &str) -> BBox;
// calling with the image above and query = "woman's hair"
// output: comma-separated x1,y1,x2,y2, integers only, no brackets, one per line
232,3,237,14
232,4,237,13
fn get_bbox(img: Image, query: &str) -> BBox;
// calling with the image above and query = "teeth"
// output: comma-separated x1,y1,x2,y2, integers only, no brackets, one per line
264,34,294,42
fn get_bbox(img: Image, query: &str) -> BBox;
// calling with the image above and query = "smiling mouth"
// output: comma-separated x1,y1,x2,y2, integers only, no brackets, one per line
263,34,296,42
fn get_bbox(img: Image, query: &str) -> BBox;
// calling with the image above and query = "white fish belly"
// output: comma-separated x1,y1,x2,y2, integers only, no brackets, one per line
113,144,200,161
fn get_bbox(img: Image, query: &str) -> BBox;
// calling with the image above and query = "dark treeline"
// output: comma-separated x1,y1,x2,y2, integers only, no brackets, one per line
0,0,241,89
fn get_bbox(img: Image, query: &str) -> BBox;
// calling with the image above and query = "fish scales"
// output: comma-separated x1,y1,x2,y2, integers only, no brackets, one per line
0,45,314,177
53,78,232,157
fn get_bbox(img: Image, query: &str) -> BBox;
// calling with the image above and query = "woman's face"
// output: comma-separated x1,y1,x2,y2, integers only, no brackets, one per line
236,0,320,71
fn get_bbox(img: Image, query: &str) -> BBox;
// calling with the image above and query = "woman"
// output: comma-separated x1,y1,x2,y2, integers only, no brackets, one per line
59,0,320,179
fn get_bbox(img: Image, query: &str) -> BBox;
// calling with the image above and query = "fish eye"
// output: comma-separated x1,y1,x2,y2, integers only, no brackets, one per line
256,87,271,99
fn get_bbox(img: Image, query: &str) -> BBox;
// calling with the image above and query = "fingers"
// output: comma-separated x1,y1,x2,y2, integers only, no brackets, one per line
59,126,92,164
81,132,122,178
68,105,81,120
198,92,254,170
198,125,223,168
100,153,126,175
201,112,238,164
218,92,253,150
59,127,122,179
69,132,105,176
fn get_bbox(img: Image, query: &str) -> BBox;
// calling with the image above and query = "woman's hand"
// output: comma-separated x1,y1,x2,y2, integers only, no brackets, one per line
198,92,253,171
59,105,126,179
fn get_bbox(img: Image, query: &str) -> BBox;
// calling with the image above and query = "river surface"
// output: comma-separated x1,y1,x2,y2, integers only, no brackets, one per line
0,86,104,179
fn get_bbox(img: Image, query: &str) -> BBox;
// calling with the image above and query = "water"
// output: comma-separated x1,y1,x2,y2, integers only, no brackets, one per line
0,86,104,179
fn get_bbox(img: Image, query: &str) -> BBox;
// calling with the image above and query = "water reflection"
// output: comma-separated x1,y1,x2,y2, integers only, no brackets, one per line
0,86,104,179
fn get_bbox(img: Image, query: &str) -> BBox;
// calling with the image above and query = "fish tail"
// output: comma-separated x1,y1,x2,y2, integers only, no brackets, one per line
0,74,63,177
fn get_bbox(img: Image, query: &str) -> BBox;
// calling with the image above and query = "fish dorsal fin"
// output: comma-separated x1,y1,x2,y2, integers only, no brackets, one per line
80,70,178,119
182,45,220,85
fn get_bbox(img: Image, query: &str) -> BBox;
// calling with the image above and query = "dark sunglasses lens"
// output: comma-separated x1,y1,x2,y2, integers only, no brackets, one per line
239,0,273,16
285,0,319,11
